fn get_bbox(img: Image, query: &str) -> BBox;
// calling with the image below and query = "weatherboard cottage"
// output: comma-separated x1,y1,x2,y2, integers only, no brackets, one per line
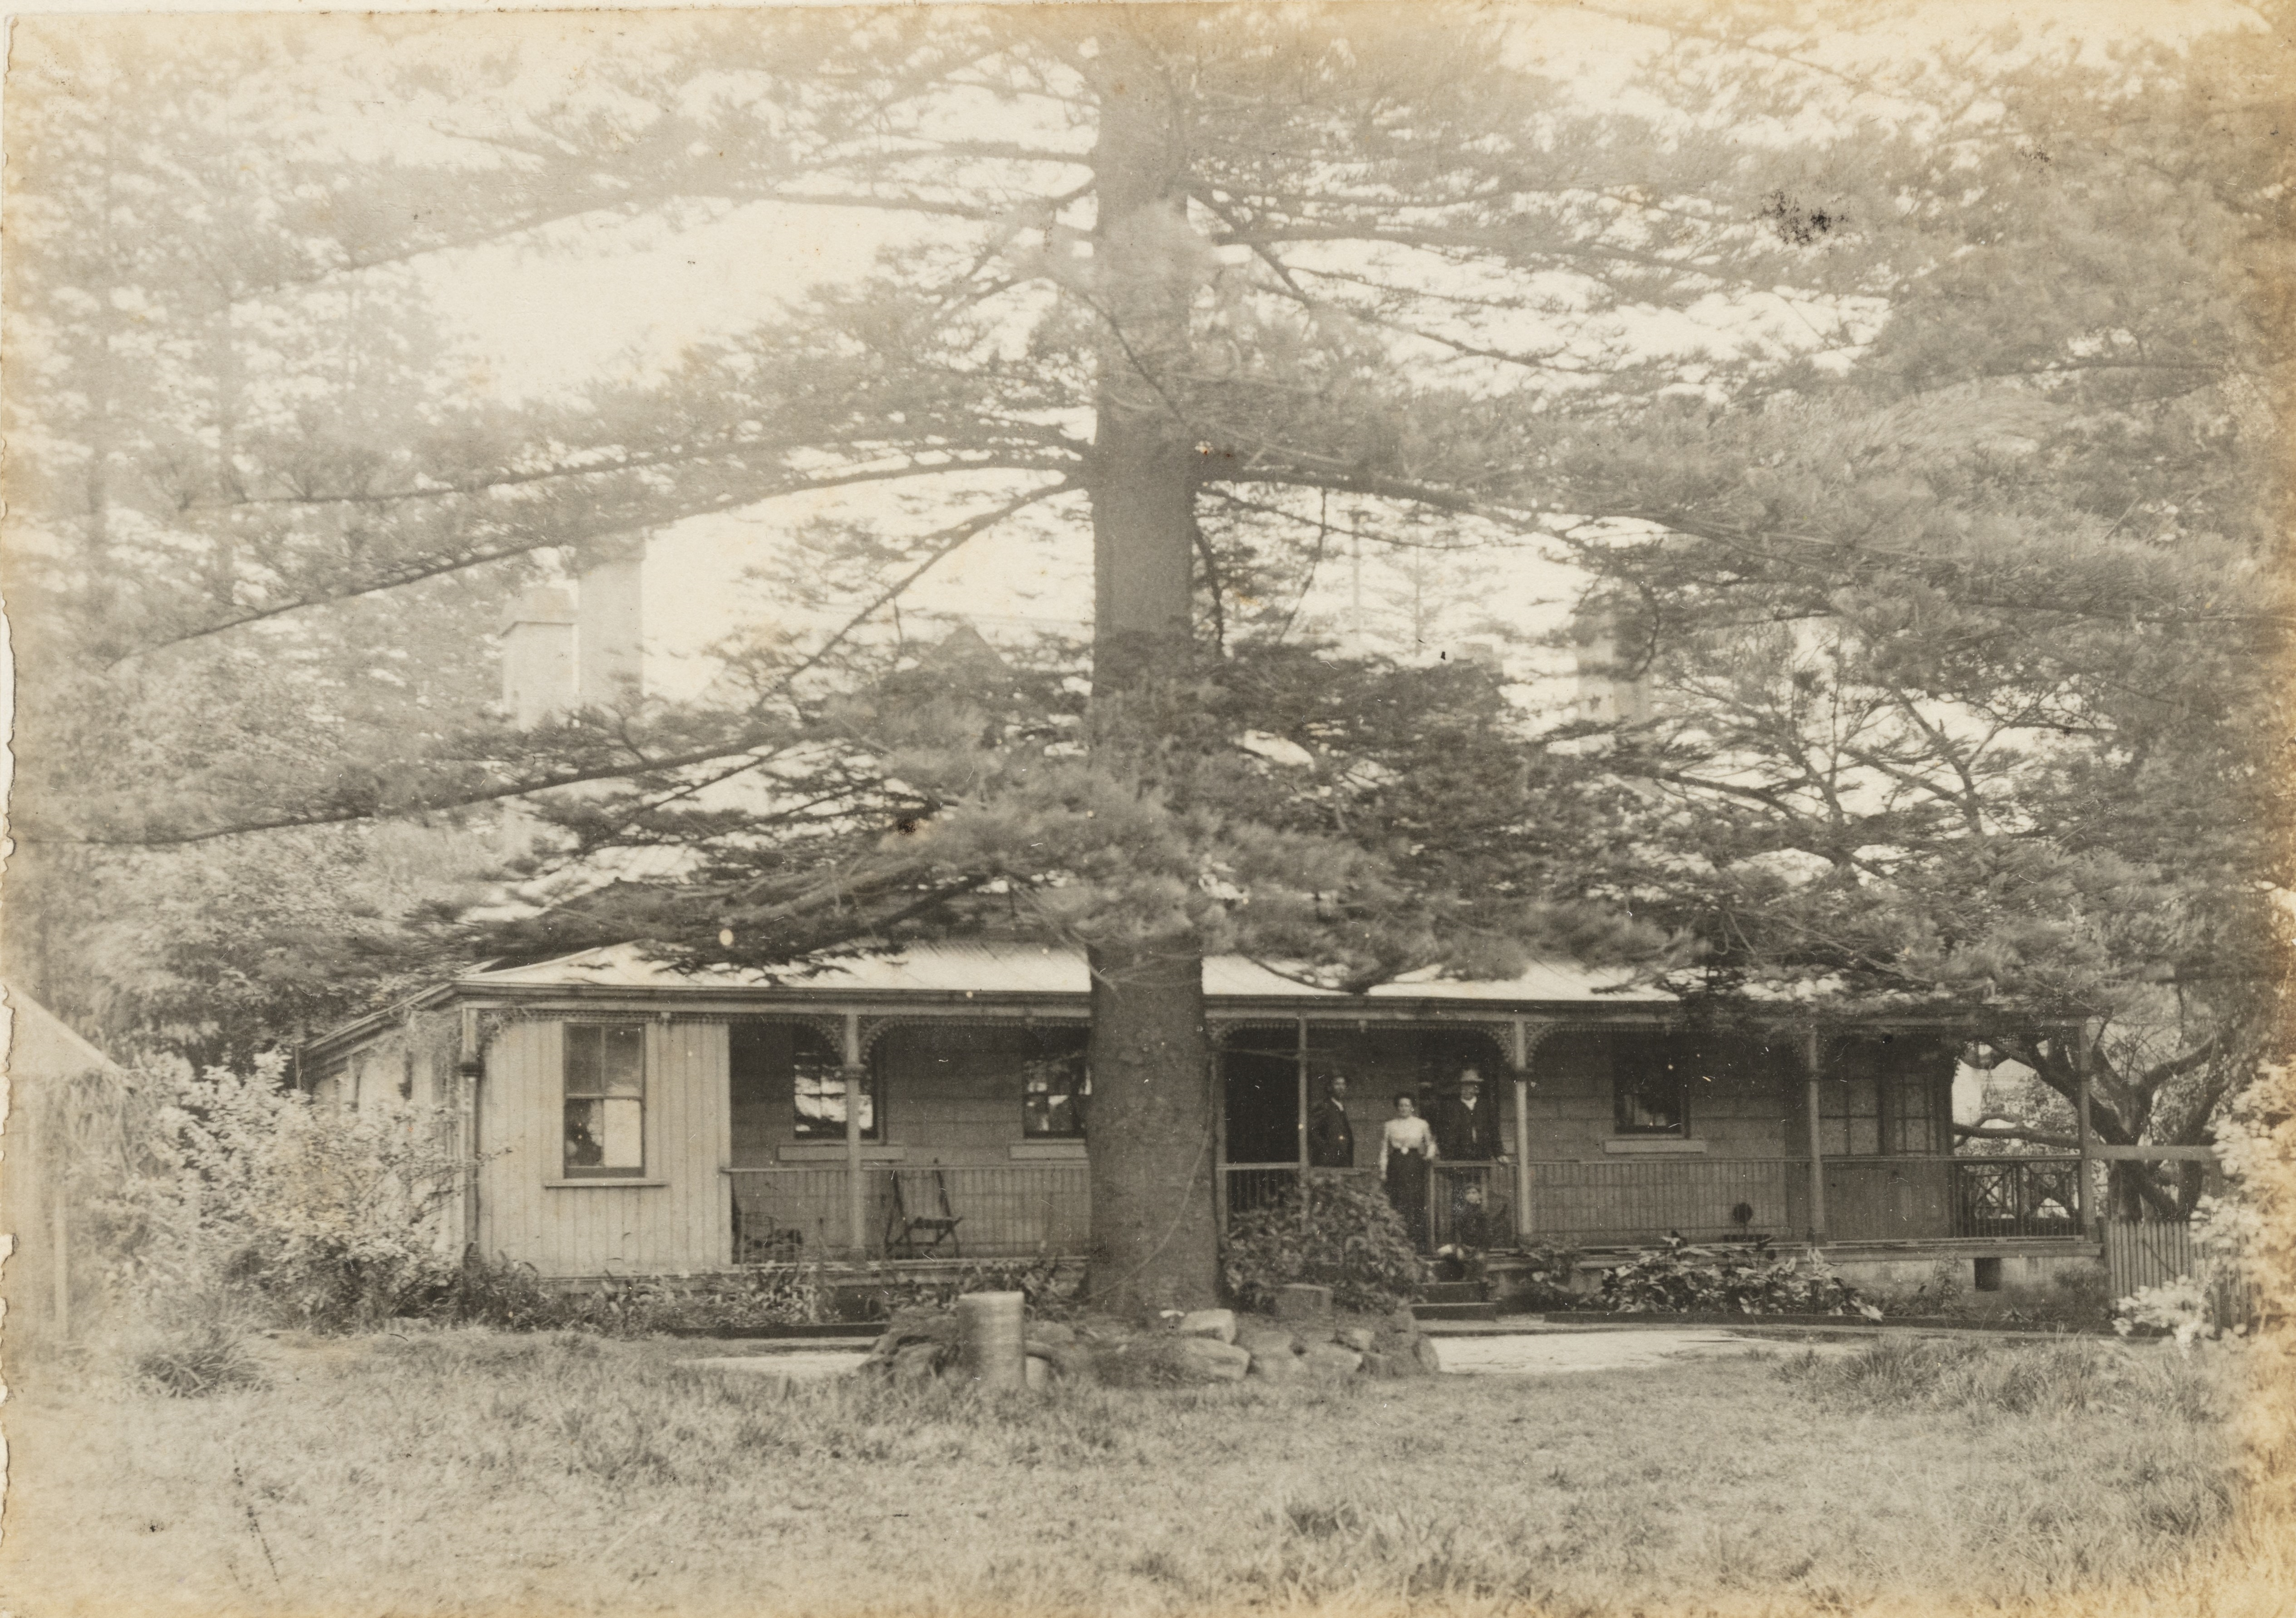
302,936,2100,1304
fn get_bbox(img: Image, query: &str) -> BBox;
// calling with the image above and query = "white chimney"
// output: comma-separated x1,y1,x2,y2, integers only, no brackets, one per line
500,586,577,726
576,542,645,711
1572,615,1652,728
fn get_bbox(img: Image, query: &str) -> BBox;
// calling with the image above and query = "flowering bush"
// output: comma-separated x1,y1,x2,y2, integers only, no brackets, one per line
1223,1173,1427,1313
2114,1277,2216,1348
97,1054,472,1330
1601,1234,1877,1317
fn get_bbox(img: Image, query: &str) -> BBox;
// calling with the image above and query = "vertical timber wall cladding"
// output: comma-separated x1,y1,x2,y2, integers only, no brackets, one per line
478,1017,731,1275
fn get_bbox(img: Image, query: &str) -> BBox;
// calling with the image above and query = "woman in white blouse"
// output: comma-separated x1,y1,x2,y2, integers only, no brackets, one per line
1379,1092,1437,1249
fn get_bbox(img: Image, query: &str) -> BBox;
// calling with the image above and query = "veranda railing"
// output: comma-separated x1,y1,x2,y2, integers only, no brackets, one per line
727,1162,1089,1263
729,1154,2098,1263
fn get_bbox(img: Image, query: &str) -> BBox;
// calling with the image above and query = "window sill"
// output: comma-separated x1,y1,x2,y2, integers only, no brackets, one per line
776,1143,908,1163
544,1177,669,1188
1603,1138,1706,1155
1010,1140,1088,1160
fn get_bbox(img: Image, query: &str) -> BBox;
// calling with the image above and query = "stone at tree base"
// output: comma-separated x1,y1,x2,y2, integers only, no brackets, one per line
1248,1346,1306,1381
1177,1308,1237,1343
1412,1335,1445,1375
1369,1328,1419,1360
1025,1353,1054,1390
1027,1340,1098,1383
892,1342,944,1384
1338,1328,1376,1353
1175,1338,1252,1381
1274,1284,1334,1326
1236,1327,1297,1359
1300,1343,1364,1377
867,1306,959,1358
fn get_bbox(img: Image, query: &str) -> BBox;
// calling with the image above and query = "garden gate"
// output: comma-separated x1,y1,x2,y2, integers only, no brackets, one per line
2102,1219,2194,1302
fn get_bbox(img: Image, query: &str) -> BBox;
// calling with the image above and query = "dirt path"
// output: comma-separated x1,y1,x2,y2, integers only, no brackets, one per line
674,1327,1854,1382
1430,1327,1848,1376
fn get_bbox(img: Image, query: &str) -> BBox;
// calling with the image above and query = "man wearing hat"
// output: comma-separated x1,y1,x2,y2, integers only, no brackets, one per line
1435,1067,1506,1164
1435,1066,1508,1250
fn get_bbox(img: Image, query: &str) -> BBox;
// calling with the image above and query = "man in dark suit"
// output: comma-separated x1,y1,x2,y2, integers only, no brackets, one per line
1307,1072,1356,1168
1436,1067,1506,1162
1435,1067,1508,1250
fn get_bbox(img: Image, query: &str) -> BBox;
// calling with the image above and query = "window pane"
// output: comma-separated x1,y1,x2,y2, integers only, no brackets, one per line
565,1025,602,1096
598,1097,643,1169
566,1098,606,1169
565,1025,645,1173
1820,1117,1849,1158
602,1025,645,1096
1023,1052,1089,1137
1026,1091,1071,1136
795,1063,842,1134
795,1062,876,1138
1616,1078,1690,1129
1850,1113,1881,1156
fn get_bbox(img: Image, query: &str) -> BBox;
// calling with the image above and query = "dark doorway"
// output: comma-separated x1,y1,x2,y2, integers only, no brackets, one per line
1222,1033,1300,1164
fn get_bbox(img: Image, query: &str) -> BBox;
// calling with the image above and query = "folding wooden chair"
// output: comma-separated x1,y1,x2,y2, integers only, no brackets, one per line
883,1168,963,1258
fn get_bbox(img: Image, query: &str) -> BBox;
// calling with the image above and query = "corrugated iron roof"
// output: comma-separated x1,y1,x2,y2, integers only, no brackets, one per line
463,939,1671,1004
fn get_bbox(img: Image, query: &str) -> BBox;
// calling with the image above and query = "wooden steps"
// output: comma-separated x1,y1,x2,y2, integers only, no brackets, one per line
1413,1279,1498,1323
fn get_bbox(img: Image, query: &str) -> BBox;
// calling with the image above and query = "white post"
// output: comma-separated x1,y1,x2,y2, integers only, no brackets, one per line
844,1013,867,1259
2074,1063,2094,1234
1804,1026,1828,1242
1511,1018,1533,1245
458,1005,483,1255
1296,1017,1311,1228
956,1291,1027,1391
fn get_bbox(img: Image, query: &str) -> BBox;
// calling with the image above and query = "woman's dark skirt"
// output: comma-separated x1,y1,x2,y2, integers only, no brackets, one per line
1385,1154,1431,1250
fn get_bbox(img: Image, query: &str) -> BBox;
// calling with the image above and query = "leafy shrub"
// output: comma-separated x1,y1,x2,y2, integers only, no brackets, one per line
134,1316,271,1397
97,1054,471,1331
1600,1234,1872,1317
1223,1173,1426,1313
426,1254,583,1330
1507,1242,1583,1310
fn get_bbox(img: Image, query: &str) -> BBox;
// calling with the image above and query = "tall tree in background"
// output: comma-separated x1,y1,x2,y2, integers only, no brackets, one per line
2,27,523,1060
1542,3,2295,1215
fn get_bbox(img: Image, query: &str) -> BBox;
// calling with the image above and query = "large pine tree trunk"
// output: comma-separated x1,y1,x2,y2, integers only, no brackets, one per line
1079,33,1223,1315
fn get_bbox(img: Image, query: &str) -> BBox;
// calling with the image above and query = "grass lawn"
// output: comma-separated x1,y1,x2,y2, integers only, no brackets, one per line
0,1328,2283,1618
